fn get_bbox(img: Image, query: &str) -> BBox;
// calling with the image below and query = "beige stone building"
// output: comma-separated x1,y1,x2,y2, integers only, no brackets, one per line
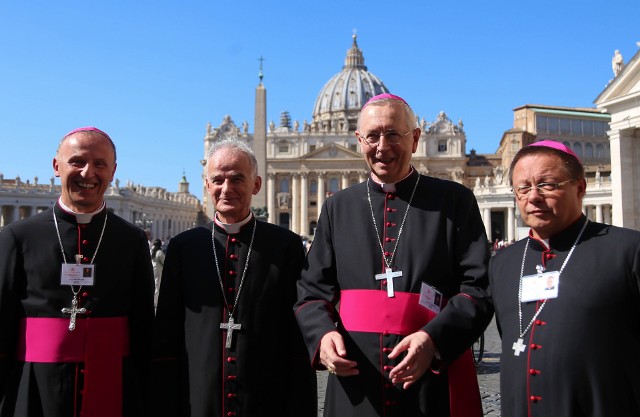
595,44,640,230
202,35,618,242
0,175,202,240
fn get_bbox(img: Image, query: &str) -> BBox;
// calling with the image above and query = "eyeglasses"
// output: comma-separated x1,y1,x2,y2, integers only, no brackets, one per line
359,129,414,146
512,179,575,200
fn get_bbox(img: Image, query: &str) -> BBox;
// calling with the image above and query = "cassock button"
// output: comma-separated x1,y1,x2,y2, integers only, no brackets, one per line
386,208,394,212
385,238,394,242
387,194,395,199
82,292,89,297
545,253,555,259
227,413,236,417
383,365,393,371
530,344,541,350
230,238,238,244
82,239,88,245
227,375,237,380
83,256,89,262
382,347,393,353
227,287,234,293
530,395,542,403
227,357,236,363
229,270,236,276
227,393,237,398
529,369,541,375
385,400,397,406
229,254,237,260
535,320,546,326
384,251,391,257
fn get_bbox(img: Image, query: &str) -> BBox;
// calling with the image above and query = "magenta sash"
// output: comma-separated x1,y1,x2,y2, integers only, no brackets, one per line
339,289,483,417
17,317,129,417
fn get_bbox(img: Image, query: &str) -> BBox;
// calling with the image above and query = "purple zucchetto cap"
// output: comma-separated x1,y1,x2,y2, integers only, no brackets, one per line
62,126,112,141
362,93,408,109
529,140,581,164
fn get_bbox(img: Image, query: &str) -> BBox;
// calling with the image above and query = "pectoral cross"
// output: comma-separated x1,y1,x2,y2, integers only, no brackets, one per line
220,315,242,349
61,295,87,331
512,337,526,356
375,268,403,297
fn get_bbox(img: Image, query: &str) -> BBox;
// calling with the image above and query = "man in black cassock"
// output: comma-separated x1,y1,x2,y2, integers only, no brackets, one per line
151,138,316,417
295,93,493,417
0,127,155,417
490,140,640,416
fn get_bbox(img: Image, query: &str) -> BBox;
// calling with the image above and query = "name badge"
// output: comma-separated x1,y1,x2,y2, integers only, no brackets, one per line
521,271,559,302
419,282,443,314
61,264,95,286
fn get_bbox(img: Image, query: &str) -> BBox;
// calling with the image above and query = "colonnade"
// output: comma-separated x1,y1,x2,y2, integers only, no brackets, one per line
267,170,367,236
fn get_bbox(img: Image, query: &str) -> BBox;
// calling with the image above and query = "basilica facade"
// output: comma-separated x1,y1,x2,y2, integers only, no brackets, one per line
202,35,617,242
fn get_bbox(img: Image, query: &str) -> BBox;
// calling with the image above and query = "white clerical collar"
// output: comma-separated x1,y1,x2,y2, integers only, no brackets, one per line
214,212,253,234
528,229,550,250
57,197,106,224
370,167,415,193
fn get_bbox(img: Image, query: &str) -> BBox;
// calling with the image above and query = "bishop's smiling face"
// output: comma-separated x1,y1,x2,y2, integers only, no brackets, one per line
53,131,117,213
356,101,419,184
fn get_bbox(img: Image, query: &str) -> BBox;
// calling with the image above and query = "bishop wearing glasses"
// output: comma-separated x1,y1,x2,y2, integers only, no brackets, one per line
295,93,493,417
489,140,640,417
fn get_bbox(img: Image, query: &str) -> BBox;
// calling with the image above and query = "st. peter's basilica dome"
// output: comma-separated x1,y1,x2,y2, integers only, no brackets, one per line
311,35,389,133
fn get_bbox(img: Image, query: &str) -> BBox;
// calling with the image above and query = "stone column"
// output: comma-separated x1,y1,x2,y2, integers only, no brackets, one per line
507,206,515,242
267,173,276,224
358,171,366,183
341,172,349,190
291,174,300,234
12,204,20,223
300,173,308,236
604,205,612,224
317,172,326,218
596,204,603,223
483,208,491,241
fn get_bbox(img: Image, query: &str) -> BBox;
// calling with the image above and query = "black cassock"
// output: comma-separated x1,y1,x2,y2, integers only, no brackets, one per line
0,203,154,417
295,170,493,417
490,216,640,417
151,219,317,417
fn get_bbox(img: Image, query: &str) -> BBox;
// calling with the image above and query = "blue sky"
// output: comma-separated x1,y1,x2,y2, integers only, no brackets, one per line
1,1,638,193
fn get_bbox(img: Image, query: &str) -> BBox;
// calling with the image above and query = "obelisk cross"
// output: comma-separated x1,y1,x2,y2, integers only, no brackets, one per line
375,268,403,298
220,315,242,349
61,295,87,332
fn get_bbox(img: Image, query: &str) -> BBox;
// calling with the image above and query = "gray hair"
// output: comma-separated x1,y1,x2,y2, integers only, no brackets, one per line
206,138,258,177
357,98,418,132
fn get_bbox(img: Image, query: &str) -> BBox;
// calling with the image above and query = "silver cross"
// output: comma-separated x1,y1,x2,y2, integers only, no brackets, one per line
375,267,403,297
61,295,87,331
220,315,242,348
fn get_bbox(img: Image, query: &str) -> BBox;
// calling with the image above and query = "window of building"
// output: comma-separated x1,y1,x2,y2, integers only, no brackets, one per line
329,178,339,193
279,213,290,229
596,143,605,159
559,118,570,135
570,119,583,136
536,116,548,134
279,178,289,193
584,143,594,160
572,142,583,158
278,144,290,153
594,121,607,137
583,120,593,136
350,144,357,152
547,117,559,134
309,180,317,194
438,140,447,152
309,144,316,152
